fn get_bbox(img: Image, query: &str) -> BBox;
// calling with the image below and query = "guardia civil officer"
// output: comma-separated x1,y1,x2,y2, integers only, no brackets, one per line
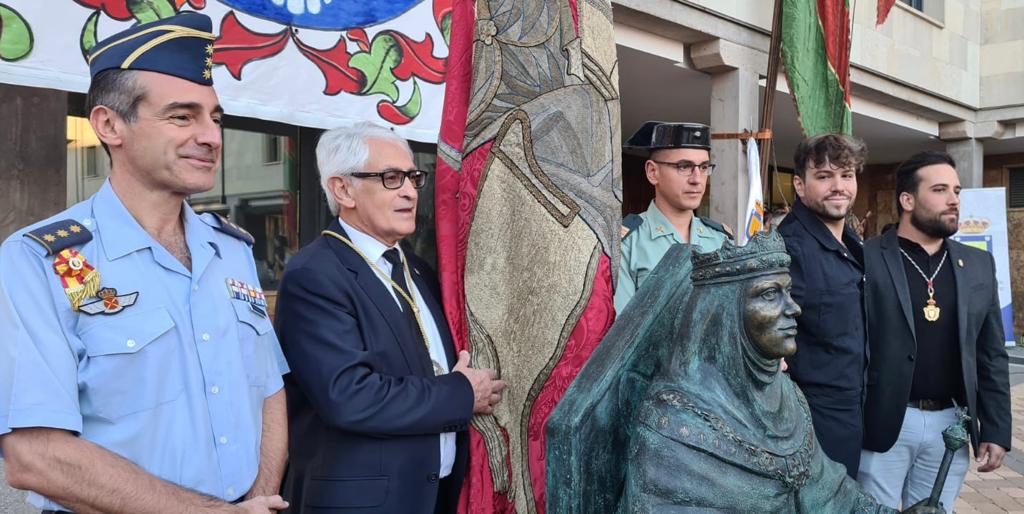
0,12,289,514
615,122,733,312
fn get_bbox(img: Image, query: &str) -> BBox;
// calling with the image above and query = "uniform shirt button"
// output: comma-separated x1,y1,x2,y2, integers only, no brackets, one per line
219,436,228,445
908,354,915,361
202,333,210,341
210,386,220,395
126,339,136,348
226,487,235,497
82,218,92,227
428,472,439,482
192,284,200,291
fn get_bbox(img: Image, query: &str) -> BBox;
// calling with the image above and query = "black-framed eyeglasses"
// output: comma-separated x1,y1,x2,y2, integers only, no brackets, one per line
350,169,429,190
650,160,717,176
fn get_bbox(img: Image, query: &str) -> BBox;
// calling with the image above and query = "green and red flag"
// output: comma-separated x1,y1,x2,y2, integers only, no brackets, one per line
781,0,853,136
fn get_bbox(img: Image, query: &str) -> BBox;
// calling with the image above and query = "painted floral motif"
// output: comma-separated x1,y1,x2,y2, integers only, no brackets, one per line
0,3,33,61
75,0,451,124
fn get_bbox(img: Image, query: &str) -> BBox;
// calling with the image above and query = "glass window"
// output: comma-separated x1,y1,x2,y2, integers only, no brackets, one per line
66,115,112,206
263,134,282,165
403,141,439,270
190,127,298,291
1009,167,1024,209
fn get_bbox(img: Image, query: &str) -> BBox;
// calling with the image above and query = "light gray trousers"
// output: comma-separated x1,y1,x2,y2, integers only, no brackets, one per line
857,406,970,511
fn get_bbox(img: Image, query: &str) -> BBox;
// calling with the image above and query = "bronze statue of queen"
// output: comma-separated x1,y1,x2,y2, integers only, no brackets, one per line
548,231,945,513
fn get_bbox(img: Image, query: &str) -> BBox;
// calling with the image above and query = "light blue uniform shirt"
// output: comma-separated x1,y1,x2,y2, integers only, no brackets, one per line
0,180,289,510
614,200,731,312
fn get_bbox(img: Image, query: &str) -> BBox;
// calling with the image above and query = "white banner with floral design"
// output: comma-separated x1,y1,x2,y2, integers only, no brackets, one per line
0,0,451,142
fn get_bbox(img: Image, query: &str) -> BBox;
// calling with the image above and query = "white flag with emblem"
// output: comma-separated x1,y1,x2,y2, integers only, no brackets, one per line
740,138,764,246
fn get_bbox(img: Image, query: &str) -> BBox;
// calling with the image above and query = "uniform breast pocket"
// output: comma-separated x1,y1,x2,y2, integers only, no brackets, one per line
636,268,651,289
232,300,274,388
78,307,183,421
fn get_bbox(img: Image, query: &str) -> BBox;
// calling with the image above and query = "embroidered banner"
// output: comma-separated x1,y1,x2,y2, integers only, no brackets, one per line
0,0,451,142
435,0,621,511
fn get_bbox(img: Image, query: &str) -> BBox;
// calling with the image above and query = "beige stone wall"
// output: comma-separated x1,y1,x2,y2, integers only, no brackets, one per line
683,0,773,29
850,0,981,107
681,0,986,107
980,0,1024,107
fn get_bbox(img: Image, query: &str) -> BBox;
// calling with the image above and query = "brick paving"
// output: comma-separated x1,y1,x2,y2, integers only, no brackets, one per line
955,382,1024,513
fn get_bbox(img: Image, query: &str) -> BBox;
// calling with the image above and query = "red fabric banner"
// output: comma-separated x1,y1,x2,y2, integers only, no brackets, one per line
435,0,620,512
877,0,898,25
817,0,852,105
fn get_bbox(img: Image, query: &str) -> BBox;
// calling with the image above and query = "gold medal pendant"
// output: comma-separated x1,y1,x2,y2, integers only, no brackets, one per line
923,298,941,322
900,247,948,323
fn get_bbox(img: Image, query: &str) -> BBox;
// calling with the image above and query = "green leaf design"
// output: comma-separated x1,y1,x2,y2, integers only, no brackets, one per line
0,3,33,62
440,13,451,47
127,0,176,25
80,10,101,60
394,78,422,120
349,33,402,101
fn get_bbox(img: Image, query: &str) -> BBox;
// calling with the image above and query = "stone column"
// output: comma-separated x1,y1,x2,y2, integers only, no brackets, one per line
945,138,984,189
939,121,986,189
0,84,67,240
692,39,764,238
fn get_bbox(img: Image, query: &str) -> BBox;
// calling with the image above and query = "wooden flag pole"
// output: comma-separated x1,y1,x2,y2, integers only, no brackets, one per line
759,0,784,203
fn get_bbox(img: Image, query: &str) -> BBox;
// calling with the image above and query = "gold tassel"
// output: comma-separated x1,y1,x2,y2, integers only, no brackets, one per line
66,268,101,311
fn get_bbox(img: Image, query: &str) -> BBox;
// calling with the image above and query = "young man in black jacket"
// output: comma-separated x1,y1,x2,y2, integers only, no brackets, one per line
778,134,868,478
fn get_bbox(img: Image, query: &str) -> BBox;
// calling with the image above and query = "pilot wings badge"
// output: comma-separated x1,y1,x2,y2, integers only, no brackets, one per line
79,287,139,316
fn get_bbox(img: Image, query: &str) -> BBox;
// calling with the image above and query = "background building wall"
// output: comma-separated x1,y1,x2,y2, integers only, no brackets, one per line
0,84,67,241
851,0,981,107
980,0,1024,108
984,154,1024,338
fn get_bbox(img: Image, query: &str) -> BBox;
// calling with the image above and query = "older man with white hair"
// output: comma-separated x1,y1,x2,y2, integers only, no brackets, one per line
275,122,506,514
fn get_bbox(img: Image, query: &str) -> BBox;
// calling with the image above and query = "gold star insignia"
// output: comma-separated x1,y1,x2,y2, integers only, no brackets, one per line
205,57,213,67
203,69,212,80
69,225,82,233
43,234,56,242
56,229,69,238
206,44,214,55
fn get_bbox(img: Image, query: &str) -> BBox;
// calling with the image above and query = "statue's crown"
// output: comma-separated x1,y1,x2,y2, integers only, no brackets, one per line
691,230,791,284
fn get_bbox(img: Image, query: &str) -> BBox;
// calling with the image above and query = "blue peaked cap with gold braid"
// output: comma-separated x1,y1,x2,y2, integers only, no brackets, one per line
87,12,216,85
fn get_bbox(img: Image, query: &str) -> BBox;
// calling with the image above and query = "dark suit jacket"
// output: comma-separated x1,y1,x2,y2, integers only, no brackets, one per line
862,228,1010,454
276,220,474,513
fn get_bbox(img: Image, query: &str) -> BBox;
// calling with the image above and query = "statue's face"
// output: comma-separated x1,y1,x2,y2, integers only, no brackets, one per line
743,272,802,359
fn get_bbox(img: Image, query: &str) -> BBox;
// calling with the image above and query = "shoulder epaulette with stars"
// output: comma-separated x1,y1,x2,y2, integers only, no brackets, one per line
204,213,254,246
23,219,92,256
621,213,644,240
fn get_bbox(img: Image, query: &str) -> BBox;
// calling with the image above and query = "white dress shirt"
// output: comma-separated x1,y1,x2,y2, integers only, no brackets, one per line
338,218,456,477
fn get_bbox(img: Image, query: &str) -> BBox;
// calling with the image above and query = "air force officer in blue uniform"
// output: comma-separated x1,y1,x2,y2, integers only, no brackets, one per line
0,13,289,514
276,123,506,513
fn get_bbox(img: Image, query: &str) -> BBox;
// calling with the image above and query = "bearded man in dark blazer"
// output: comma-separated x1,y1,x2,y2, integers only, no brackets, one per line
858,150,1010,510
275,122,506,514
